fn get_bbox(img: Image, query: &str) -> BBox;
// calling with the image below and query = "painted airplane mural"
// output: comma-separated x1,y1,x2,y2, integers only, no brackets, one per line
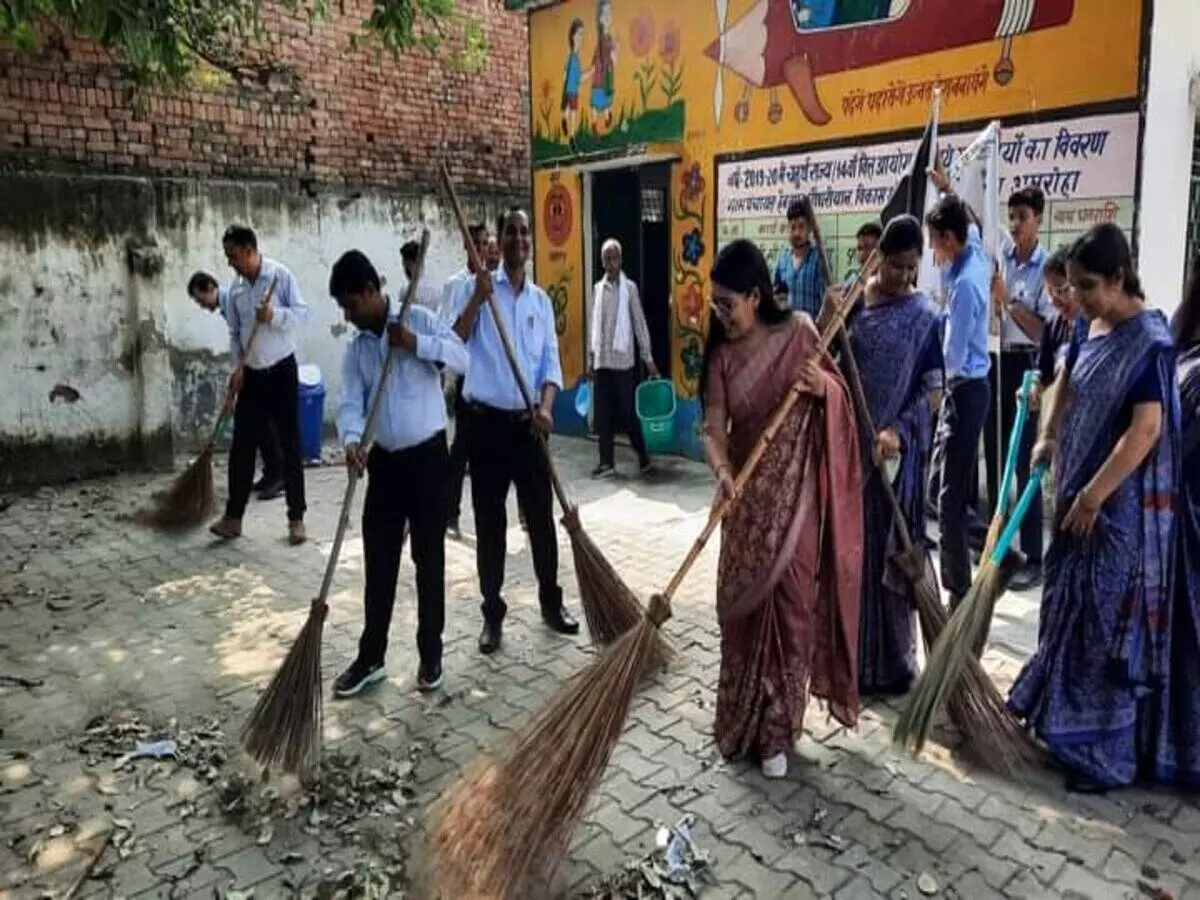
704,0,1075,127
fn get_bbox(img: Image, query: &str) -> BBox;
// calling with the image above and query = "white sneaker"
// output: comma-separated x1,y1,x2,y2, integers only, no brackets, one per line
761,752,787,779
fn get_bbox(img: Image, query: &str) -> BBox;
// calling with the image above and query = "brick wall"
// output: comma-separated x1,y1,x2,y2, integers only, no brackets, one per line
0,0,531,194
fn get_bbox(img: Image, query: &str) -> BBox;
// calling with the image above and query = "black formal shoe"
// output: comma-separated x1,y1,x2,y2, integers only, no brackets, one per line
479,621,503,655
417,661,443,692
542,606,580,636
1009,563,1043,592
257,478,285,501
1065,772,1109,794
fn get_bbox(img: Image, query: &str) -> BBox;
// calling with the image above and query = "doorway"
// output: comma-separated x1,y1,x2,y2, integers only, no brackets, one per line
589,162,673,378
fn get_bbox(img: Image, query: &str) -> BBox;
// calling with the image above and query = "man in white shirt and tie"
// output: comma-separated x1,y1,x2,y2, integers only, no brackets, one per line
209,226,310,546
588,238,659,478
329,249,468,697
450,207,580,654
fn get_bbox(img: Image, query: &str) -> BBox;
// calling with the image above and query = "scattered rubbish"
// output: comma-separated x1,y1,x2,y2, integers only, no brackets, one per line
1137,882,1173,900
579,816,713,898
917,871,939,895
114,739,178,768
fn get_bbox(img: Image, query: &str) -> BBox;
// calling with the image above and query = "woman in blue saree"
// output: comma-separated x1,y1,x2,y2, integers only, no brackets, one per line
1163,267,1200,786
840,215,944,695
1008,223,1184,792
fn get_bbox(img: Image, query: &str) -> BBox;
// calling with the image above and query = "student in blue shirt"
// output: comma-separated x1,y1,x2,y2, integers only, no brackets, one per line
450,207,580,654
985,186,1053,590
843,220,882,289
209,226,310,546
772,196,828,319
329,250,468,697
926,195,992,608
187,270,284,501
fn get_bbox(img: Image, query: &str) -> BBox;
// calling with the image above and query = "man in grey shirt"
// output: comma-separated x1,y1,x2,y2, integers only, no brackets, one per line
588,238,659,477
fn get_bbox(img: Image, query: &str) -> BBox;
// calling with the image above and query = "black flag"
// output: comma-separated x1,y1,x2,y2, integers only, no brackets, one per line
881,114,935,225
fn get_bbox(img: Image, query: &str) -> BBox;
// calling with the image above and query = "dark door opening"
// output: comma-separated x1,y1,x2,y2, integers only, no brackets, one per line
589,163,673,379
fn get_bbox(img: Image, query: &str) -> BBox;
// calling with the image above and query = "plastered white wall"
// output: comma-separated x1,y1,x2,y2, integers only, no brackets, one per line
1138,0,1200,316
0,174,518,483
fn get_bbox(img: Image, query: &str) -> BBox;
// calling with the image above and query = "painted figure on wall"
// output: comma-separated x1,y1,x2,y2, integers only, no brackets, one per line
590,0,618,132
709,0,1075,126
562,18,586,149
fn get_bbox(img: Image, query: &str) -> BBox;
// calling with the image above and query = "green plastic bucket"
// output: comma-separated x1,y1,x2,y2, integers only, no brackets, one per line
635,379,677,455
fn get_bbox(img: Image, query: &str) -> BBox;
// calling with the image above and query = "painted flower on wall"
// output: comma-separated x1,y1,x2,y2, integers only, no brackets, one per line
678,283,704,325
681,227,705,266
681,162,705,204
660,22,681,67
630,10,656,58
681,337,703,385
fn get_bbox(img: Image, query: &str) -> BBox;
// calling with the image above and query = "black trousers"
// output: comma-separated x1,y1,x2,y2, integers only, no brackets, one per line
256,420,282,483
983,349,1043,564
595,367,649,467
359,435,449,669
447,376,469,522
227,354,305,522
467,404,561,623
936,377,990,603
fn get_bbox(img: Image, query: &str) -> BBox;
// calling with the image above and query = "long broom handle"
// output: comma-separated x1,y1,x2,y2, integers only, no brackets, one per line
982,369,1037,557
204,277,278,451
313,229,432,607
437,162,574,514
655,249,880,607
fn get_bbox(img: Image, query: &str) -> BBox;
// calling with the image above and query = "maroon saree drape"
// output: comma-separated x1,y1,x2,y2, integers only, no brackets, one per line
706,316,865,760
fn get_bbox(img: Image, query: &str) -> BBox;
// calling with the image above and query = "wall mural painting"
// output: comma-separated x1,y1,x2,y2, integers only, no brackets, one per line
533,169,586,385
534,0,688,164
673,159,709,400
707,0,1075,129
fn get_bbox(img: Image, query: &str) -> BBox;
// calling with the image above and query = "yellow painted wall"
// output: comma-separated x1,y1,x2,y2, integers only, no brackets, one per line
529,0,1145,401
532,167,586,387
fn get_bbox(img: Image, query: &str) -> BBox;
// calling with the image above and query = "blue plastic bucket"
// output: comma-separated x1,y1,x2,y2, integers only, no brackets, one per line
297,363,325,462
574,380,592,418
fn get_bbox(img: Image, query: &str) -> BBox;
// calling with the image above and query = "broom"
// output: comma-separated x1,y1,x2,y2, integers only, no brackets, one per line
435,162,656,654
894,460,1048,756
425,252,875,900
240,230,432,775
135,278,277,529
807,225,1034,773
831,323,1037,774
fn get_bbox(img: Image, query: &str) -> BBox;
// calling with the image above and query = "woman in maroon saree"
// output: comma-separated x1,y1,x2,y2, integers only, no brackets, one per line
701,238,864,779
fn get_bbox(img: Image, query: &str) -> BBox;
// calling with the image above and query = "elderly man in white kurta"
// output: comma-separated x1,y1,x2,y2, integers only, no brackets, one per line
588,238,659,478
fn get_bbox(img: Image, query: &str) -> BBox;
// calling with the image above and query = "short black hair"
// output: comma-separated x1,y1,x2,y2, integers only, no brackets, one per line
786,196,814,224
878,215,923,257
568,18,584,45
329,249,381,299
187,271,218,297
222,225,257,249
1007,186,1046,217
1044,247,1068,279
400,240,420,263
468,222,488,243
856,221,883,241
926,195,970,245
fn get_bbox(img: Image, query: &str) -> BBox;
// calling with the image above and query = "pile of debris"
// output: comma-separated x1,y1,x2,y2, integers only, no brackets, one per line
579,818,714,899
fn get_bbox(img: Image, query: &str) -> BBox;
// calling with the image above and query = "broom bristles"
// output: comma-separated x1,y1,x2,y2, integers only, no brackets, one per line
908,563,1040,774
241,600,327,774
427,619,660,898
133,448,214,530
566,517,674,666
896,562,1006,754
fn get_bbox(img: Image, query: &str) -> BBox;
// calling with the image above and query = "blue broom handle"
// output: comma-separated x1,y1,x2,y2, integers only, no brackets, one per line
989,462,1048,565
996,369,1039,517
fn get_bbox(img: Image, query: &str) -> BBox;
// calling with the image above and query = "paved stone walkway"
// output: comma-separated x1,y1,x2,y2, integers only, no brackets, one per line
2,435,1199,899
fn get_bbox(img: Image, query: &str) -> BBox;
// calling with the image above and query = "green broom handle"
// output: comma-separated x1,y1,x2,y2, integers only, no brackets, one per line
656,251,879,606
996,369,1039,518
437,162,574,515
987,462,1048,566
204,277,278,452
983,368,1038,556
314,229,432,607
